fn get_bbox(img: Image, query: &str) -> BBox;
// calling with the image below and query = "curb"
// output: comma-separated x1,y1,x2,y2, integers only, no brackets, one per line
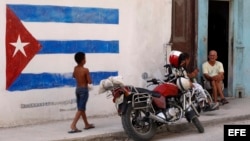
160,114,250,133
54,114,250,141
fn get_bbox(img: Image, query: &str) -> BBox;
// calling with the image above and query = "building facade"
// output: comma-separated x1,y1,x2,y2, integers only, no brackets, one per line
0,0,172,127
1,0,249,127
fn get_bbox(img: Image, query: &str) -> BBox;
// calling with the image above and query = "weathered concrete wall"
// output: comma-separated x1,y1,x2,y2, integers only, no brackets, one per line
0,0,172,127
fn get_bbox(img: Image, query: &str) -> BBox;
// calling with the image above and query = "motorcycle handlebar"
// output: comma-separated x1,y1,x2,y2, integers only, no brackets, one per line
146,78,167,87
146,78,159,84
145,74,178,87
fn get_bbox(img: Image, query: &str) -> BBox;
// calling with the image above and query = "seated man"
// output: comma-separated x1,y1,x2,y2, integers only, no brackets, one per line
202,50,229,105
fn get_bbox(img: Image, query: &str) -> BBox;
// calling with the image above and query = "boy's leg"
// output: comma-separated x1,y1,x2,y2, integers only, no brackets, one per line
76,87,94,128
70,110,82,130
81,111,95,129
81,110,89,127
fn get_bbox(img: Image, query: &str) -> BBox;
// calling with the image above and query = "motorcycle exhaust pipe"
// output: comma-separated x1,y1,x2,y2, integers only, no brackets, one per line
146,112,168,123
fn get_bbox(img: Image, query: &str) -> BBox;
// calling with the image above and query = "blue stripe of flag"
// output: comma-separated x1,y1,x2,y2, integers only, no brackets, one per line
8,71,118,91
7,4,119,24
38,40,119,54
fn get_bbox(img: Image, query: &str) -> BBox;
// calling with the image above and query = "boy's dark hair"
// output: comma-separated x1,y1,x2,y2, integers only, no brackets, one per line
74,52,85,64
178,52,190,66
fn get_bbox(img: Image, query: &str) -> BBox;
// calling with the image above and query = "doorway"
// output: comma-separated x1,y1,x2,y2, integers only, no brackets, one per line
208,0,229,91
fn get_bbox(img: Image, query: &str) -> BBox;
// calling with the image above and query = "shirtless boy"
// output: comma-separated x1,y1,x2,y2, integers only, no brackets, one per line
68,52,95,133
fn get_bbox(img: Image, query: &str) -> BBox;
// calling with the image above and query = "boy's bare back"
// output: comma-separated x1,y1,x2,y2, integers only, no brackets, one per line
73,66,92,88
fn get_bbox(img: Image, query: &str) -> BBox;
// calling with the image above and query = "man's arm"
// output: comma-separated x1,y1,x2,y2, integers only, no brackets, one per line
204,72,224,81
202,62,211,80
217,62,224,80
204,73,212,81
187,68,199,78
216,72,224,80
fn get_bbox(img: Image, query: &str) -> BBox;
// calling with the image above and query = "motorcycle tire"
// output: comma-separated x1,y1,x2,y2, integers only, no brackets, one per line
191,116,204,133
121,103,157,141
204,89,213,103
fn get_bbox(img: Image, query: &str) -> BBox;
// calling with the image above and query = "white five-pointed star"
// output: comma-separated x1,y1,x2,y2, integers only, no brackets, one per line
10,35,30,57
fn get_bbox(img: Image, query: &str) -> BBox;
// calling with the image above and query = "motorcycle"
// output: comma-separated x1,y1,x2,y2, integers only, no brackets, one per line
99,75,204,141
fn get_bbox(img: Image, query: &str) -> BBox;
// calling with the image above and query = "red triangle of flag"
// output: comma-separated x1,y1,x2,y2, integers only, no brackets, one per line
6,6,42,89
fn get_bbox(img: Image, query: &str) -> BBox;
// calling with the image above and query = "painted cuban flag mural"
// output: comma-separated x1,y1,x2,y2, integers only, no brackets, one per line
6,4,119,91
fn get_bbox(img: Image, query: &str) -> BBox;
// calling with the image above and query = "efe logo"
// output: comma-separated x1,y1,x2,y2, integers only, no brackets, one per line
228,129,246,136
224,125,249,141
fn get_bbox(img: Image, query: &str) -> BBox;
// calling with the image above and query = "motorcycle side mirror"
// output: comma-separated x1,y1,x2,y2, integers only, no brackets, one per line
141,72,149,80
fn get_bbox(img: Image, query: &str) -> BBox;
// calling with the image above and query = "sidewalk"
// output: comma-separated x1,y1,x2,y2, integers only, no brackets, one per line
0,97,249,141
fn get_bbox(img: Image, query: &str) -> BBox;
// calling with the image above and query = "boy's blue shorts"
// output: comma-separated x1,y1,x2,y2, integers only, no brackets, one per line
75,87,89,111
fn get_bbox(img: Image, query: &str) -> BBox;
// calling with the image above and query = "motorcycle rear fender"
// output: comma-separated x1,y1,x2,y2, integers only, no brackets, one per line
118,94,133,115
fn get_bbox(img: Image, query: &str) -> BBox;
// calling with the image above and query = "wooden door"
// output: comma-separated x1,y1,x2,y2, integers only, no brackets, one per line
171,0,197,71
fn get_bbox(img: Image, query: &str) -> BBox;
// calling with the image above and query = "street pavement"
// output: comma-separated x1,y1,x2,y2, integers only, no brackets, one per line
0,96,249,141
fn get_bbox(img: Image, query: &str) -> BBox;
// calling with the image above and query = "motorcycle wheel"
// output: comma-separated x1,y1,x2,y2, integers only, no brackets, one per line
204,89,213,103
121,103,157,141
191,116,204,133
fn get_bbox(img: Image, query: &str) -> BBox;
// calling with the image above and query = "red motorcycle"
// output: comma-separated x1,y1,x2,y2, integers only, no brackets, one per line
99,75,204,141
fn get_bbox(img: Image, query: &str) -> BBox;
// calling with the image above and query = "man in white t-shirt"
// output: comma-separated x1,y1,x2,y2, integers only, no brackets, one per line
202,50,229,105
